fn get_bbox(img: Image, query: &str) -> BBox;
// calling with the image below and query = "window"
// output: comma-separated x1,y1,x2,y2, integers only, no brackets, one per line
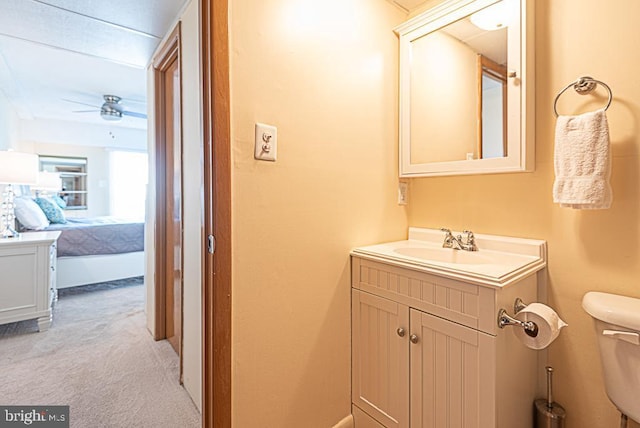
109,151,148,220
39,156,88,210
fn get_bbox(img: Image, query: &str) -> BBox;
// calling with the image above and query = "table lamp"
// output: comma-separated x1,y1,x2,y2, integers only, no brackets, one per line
0,151,39,238
34,171,62,196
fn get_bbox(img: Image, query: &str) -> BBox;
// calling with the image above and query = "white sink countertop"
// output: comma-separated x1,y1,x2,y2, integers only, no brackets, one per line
351,227,547,288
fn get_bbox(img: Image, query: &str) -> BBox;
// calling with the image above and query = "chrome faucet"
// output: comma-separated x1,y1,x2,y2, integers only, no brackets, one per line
461,230,477,251
440,228,478,251
440,228,462,250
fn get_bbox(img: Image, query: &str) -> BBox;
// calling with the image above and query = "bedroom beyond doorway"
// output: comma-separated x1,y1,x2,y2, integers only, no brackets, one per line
0,277,201,427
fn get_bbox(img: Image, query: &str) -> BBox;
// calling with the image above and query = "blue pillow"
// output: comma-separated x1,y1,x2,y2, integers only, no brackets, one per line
34,197,67,224
52,195,67,209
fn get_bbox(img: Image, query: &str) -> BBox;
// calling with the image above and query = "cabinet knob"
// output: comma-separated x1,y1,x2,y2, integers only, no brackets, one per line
397,327,405,337
410,334,419,344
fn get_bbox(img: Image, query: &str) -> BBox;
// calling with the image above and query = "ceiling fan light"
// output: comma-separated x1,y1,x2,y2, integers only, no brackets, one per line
470,1,508,31
103,95,122,104
101,109,123,121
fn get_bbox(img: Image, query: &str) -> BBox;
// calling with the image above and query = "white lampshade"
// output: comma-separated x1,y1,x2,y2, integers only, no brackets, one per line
0,151,39,185
34,171,62,191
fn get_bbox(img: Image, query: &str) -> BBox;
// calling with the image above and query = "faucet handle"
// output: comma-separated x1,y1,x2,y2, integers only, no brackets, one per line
440,228,456,249
462,230,477,250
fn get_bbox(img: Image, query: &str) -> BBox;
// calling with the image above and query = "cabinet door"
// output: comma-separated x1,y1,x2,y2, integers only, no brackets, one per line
352,290,409,428
410,309,496,428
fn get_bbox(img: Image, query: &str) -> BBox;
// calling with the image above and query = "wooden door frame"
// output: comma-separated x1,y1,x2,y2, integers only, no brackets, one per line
153,23,184,359
476,54,508,159
201,0,232,427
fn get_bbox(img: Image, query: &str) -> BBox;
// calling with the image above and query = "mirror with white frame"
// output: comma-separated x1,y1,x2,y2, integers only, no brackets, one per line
395,0,534,177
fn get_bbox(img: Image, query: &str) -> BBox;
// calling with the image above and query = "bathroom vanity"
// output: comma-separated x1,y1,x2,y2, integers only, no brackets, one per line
350,228,546,428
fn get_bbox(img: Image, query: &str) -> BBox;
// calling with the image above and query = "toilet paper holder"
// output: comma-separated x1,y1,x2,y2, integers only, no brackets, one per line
497,298,539,337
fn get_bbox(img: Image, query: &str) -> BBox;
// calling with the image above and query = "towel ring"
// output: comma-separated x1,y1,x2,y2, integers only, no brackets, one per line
553,76,613,117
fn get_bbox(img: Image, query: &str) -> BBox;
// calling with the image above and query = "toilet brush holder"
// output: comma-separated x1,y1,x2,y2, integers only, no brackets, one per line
535,366,566,428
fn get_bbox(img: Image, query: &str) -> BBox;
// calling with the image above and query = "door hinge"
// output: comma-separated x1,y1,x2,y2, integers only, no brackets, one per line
207,234,216,254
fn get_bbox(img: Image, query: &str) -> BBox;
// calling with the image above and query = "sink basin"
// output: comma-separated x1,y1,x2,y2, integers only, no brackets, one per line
351,228,547,287
393,247,493,265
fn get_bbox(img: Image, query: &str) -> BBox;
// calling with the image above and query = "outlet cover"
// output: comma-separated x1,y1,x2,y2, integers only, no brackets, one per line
398,181,408,205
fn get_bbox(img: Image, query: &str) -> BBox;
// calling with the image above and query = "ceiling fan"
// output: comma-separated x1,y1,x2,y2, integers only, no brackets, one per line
65,95,147,121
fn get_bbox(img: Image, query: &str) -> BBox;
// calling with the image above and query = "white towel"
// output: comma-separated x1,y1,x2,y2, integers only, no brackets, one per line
553,108,612,209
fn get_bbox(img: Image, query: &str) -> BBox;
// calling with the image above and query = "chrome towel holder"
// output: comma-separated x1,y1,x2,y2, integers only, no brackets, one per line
553,76,613,117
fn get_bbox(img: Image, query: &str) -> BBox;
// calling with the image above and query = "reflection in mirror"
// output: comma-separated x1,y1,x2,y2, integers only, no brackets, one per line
478,54,507,159
395,0,534,177
408,2,508,164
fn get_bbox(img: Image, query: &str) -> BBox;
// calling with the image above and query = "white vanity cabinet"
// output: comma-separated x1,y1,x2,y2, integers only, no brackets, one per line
0,231,61,331
351,249,544,428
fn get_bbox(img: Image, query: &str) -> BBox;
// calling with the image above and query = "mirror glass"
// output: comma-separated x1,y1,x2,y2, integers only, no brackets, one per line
396,0,533,177
479,54,507,159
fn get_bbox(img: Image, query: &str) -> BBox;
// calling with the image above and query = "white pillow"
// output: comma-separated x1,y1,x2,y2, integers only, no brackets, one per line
14,197,50,230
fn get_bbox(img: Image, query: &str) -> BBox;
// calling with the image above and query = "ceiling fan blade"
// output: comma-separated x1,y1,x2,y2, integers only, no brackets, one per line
62,98,101,109
122,111,147,119
72,109,100,113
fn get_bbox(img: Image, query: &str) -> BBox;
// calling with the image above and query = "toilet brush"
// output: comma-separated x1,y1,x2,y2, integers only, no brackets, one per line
535,366,566,428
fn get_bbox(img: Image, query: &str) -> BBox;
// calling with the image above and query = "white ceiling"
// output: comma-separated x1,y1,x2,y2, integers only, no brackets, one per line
391,0,430,12
442,16,507,65
0,0,189,139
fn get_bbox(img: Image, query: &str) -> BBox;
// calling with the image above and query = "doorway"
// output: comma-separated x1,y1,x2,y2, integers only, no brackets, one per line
153,24,184,361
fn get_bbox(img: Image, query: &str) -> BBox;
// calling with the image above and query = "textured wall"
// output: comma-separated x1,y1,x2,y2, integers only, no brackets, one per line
229,0,408,425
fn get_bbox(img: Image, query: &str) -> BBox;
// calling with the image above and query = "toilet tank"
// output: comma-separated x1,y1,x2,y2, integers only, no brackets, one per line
582,292,640,422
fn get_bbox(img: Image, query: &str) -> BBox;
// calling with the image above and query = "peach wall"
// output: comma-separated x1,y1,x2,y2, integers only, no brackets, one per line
407,1,640,427
229,0,407,425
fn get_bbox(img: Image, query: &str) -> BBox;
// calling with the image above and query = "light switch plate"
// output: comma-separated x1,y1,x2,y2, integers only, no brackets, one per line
254,123,277,161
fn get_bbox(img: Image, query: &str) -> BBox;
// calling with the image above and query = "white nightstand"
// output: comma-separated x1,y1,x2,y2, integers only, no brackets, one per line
0,231,61,331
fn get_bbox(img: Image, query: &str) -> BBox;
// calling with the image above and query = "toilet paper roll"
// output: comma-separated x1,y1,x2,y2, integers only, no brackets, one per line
514,303,568,350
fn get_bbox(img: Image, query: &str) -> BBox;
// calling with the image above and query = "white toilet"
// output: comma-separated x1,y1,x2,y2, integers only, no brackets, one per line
582,291,640,424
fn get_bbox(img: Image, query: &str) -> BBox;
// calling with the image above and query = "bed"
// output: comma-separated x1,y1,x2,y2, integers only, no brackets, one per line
43,217,145,288
13,195,145,288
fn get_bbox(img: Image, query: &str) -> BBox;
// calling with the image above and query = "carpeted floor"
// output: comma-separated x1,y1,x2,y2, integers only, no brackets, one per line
0,277,201,428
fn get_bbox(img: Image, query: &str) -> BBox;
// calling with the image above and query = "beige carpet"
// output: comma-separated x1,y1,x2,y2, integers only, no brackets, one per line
0,278,201,428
